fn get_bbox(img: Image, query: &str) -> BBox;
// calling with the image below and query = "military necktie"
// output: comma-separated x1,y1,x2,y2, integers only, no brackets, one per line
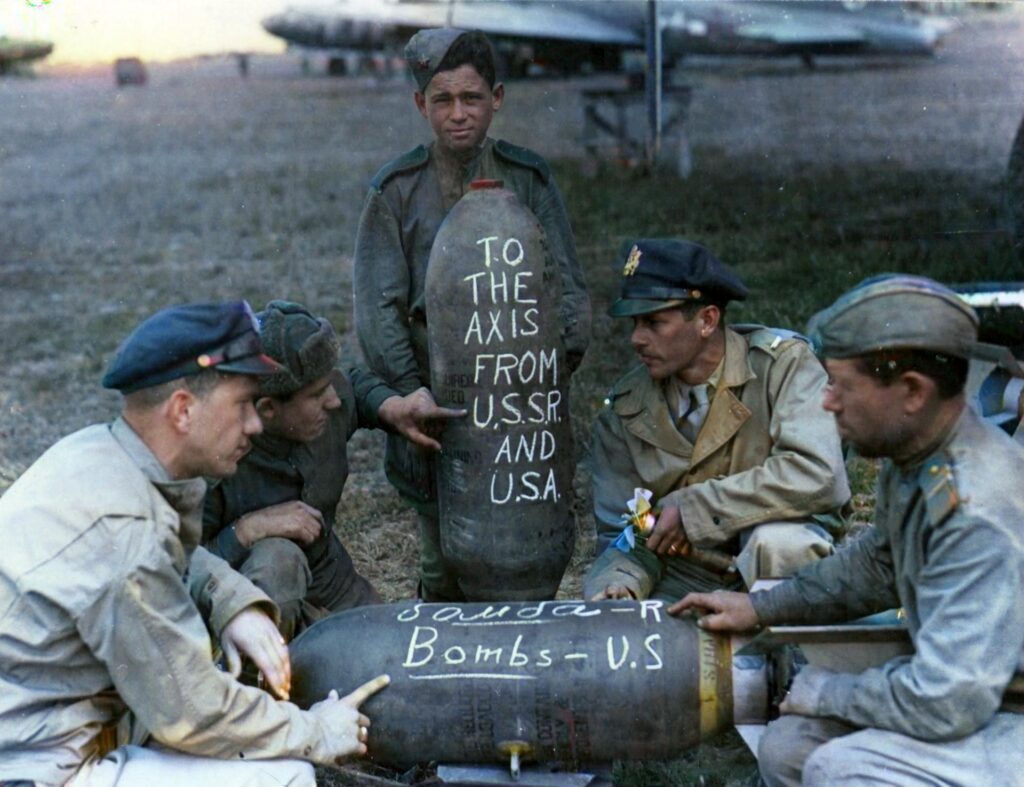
679,384,710,443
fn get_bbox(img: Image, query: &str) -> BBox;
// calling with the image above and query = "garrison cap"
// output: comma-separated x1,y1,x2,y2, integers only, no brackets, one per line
405,27,470,92
807,274,1022,373
256,300,340,398
102,301,281,393
609,238,748,318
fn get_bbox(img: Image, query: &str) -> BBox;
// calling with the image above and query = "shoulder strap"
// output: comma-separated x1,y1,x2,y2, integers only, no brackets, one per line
369,145,429,191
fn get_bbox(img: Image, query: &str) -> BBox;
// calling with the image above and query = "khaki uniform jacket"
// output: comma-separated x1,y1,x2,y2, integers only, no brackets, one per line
752,407,1024,740
353,138,591,504
0,419,335,785
587,327,850,598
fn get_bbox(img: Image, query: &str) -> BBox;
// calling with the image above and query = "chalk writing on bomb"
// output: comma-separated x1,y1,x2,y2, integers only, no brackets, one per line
426,185,574,599
454,233,564,504
395,601,667,680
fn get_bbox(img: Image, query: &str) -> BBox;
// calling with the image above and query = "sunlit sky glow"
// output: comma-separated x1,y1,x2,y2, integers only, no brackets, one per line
1,0,295,64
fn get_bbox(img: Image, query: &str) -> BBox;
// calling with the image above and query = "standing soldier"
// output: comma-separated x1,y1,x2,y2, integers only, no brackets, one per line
674,274,1024,786
353,28,591,601
584,239,849,602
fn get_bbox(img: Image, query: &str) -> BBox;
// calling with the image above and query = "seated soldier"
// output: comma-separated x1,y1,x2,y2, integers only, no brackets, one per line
583,239,851,602
204,300,462,638
0,301,387,785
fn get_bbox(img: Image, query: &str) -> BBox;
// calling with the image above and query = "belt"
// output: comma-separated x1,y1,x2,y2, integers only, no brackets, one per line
95,721,119,758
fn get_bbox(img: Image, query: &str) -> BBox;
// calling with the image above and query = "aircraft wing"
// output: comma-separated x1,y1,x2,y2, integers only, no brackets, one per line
0,37,54,73
445,2,639,46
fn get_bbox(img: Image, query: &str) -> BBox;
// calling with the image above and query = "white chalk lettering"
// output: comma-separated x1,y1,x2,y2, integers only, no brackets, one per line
513,271,537,303
403,626,438,667
607,636,629,670
475,645,504,664
443,646,467,665
473,349,559,386
502,237,525,266
509,635,529,667
476,235,499,267
644,634,664,670
640,600,663,623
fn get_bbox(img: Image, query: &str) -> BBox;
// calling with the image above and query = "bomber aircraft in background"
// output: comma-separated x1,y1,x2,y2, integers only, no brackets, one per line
0,35,53,74
262,0,955,76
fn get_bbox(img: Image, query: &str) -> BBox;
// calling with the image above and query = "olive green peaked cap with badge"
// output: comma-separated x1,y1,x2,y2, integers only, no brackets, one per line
608,238,748,318
807,273,1023,374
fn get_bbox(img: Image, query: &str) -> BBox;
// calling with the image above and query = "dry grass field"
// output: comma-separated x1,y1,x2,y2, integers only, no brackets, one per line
2,6,1024,784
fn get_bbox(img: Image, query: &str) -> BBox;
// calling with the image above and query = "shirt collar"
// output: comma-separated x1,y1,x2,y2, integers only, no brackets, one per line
110,416,207,520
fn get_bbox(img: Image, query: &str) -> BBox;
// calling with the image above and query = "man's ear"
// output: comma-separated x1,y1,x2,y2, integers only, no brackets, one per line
255,396,276,423
900,371,935,415
414,90,428,119
491,82,505,112
698,305,721,338
165,387,197,435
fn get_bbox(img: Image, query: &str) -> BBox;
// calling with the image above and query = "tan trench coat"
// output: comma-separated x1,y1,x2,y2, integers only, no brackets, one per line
0,419,333,785
584,327,850,599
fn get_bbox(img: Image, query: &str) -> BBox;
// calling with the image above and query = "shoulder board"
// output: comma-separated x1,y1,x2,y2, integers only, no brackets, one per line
369,145,429,191
918,456,960,526
494,139,551,184
734,324,809,355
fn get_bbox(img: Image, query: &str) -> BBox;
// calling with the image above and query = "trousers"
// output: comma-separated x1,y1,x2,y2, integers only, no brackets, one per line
65,745,314,787
758,713,1024,786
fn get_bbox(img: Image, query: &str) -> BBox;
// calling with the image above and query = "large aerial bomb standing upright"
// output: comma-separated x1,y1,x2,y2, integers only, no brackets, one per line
353,27,592,602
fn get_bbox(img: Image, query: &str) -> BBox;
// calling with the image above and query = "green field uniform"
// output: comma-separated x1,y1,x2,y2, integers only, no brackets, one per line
0,420,332,783
752,407,1024,786
583,326,850,600
203,369,393,637
354,137,591,599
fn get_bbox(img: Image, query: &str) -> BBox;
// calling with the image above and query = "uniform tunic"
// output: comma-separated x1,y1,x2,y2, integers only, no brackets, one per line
752,407,1024,749
0,419,334,785
203,369,392,629
584,327,850,600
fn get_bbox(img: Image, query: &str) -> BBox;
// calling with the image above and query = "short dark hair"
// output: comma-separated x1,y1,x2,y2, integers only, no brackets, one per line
679,300,728,328
434,31,496,89
125,369,233,408
854,349,968,399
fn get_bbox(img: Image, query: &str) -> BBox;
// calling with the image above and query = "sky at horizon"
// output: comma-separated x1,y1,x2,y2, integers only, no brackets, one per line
1,0,293,64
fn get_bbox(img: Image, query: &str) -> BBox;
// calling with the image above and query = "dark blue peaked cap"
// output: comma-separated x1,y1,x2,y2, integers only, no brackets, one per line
102,301,282,393
609,239,748,318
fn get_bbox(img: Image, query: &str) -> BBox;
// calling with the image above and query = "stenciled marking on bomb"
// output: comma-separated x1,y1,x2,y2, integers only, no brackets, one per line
395,601,666,679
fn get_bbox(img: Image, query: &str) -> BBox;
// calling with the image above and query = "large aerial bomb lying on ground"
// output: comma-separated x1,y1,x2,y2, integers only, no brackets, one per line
289,600,911,781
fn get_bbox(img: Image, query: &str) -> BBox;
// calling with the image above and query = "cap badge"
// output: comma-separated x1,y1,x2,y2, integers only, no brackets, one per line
623,245,642,277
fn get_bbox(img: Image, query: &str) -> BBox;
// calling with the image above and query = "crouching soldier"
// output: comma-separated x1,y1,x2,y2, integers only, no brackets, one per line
0,301,388,785
204,300,463,638
584,239,850,602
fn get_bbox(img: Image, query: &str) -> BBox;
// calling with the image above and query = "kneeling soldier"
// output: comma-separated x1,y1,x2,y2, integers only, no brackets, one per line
584,239,850,602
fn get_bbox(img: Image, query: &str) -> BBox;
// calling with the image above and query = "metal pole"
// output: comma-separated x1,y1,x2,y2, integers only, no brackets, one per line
645,0,663,167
